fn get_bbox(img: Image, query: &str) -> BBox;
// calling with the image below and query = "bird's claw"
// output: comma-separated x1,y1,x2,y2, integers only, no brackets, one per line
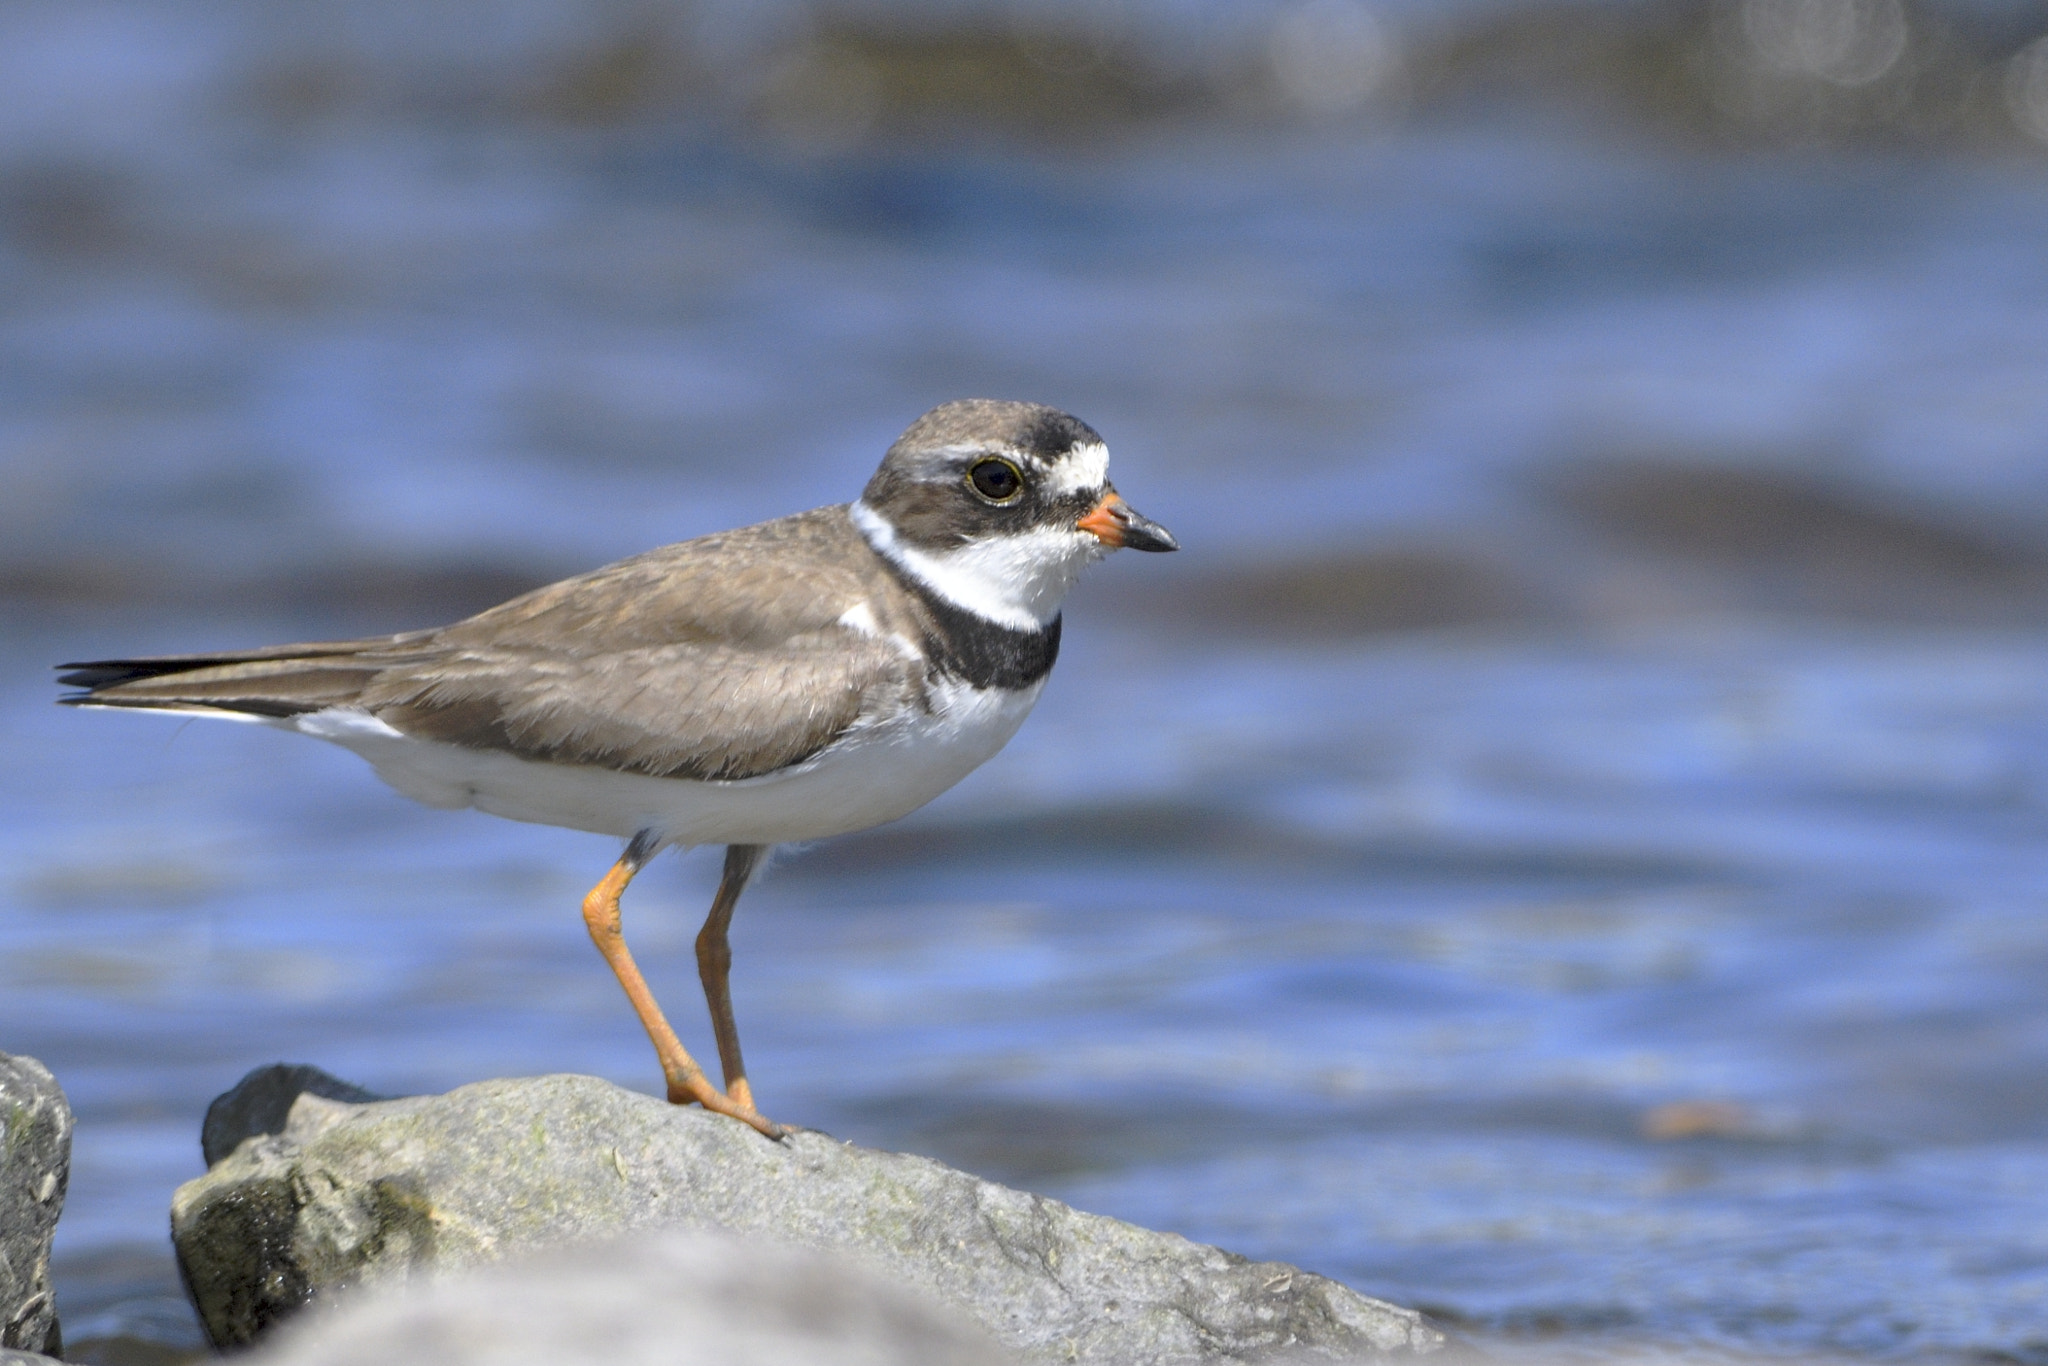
665,1079,789,1140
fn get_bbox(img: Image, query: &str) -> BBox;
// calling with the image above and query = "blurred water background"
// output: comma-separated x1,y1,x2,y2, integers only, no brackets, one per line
7,0,2048,1360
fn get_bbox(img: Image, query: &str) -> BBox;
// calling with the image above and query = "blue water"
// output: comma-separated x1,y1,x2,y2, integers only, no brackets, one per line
6,1,2048,1360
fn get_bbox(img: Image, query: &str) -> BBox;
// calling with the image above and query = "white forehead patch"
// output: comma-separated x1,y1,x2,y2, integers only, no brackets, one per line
1042,442,1110,498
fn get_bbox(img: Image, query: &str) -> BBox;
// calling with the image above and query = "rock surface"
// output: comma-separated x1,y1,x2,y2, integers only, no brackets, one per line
175,1073,1447,1364
0,1053,70,1360
202,1062,388,1167
246,1228,1008,1366
0,1352,62,1366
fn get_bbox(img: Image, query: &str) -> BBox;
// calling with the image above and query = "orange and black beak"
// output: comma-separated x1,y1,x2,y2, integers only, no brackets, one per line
1076,491,1179,553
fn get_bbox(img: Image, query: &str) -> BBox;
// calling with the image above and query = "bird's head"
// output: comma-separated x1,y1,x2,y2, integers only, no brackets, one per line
852,399,1176,631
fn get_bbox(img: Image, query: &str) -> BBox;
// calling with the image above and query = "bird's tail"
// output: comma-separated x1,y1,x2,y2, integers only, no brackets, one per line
56,634,427,719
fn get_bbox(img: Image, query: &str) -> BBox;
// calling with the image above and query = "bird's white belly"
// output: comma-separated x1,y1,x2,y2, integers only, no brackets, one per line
291,677,1045,846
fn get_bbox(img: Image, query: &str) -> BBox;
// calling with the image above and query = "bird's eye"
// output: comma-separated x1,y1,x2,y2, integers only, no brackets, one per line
967,458,1024,504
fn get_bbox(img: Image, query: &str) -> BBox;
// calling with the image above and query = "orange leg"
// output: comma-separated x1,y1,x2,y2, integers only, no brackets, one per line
581,835,785,1138
697,844,767,1113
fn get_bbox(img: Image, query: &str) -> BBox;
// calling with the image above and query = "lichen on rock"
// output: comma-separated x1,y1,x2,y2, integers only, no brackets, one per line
0,1052,71,1360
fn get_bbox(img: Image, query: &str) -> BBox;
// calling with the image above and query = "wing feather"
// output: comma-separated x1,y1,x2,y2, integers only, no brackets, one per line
58,507,918,780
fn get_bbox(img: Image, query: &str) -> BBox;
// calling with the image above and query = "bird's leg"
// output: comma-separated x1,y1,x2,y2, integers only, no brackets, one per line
581,832,783,1139
698,843,768,1114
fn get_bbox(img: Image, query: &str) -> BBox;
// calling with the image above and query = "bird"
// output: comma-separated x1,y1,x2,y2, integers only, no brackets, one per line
56,399,1177,1139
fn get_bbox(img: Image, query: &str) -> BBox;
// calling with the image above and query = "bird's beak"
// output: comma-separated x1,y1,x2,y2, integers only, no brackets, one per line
1076,491,1179,553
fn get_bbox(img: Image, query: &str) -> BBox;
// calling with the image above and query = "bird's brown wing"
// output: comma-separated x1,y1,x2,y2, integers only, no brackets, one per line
361,631,908,781
60,506,920,781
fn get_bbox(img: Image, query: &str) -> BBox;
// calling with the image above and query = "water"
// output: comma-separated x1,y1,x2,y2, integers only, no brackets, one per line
5,2,2048,1361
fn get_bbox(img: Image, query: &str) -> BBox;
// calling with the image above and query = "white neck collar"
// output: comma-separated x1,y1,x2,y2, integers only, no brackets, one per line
849,500,1099,633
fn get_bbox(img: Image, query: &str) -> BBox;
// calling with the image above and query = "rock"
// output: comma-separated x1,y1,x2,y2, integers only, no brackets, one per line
245,1228,1008,1366
202,1063,388,1167
174,1074,1447,1364
0,1053,71,1359
0,1351,63,1366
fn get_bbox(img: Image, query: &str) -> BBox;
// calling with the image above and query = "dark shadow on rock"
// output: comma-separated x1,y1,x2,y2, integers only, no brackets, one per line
202,1065,389,1168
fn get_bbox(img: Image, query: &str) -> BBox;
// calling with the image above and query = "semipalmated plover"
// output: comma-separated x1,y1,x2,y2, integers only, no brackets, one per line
58,399,1176,1138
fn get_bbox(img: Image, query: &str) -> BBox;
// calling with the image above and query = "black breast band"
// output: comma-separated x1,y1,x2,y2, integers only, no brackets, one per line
882,561,1062,691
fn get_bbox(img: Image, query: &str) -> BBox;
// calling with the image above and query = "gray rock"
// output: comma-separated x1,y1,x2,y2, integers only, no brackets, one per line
245,1228,1009,1366
173,1074,1447,1364
0,1053,70,1359
202,1063,388,1167
0,1351,63,1366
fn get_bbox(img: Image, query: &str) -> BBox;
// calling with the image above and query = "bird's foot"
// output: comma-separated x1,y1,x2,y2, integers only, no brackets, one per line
664,1074,789,1140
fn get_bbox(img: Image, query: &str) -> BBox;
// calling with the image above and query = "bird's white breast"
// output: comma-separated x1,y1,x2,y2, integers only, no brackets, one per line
290,676,1044,847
